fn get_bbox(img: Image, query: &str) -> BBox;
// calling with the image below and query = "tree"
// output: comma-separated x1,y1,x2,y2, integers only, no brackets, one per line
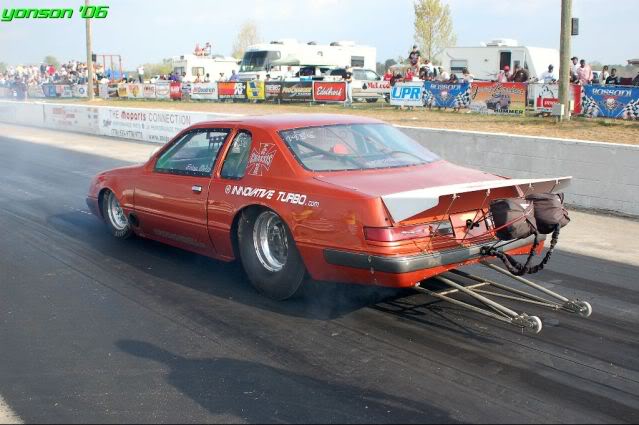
385,58,397,69
231,21,260,60
0,63,6,73
141,58,173,78
43,55,59,68
413,0,456,62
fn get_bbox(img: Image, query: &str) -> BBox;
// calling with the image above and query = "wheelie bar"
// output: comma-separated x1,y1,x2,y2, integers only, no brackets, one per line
414,262,592,334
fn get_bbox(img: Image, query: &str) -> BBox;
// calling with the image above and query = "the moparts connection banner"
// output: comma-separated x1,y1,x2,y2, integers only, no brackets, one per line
313,81,346,102
218,82,246,100
246,81,265,101
279,81,313,102
528,83,582,114
423,82,471,109
469,82,527,115
390,82,424,107
581,85,639,120
190,83,219,101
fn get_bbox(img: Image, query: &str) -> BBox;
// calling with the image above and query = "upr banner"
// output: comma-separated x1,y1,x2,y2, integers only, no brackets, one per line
191,83,219,100
423,82,471,109
246,81,265,101
529,83,582,114
390,82,424,107
218,82,246,100
581,85,639,120
469,82,527,115
313,81,346,102
280,81,313,102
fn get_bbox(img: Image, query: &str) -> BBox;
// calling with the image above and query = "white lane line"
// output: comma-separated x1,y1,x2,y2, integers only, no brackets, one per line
0,395,22,425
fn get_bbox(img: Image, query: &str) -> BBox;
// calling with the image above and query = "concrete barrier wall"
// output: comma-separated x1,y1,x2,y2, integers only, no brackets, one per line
0,101,636,216
400,126,639,216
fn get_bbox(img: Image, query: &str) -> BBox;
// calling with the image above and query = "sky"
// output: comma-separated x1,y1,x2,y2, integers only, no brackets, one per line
0,0,636,69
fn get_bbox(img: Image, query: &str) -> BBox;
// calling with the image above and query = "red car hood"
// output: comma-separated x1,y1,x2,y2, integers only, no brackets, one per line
314,161,571,222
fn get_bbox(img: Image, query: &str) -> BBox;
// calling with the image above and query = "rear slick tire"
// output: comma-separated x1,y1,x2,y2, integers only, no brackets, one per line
238,209,306,301
102,190,133,239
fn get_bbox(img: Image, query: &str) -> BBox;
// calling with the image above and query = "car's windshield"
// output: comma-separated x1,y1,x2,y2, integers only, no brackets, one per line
239,51,281,72
279,124,440,172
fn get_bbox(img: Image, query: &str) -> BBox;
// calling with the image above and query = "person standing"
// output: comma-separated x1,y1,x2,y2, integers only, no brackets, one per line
462,68,474,83
383,69,393,81
600,66,610,85
570,57,580,82
605,68,621,86
577,59,593,85
497,65,510,83
408,45,421,72
511,65,530,83
539,65,557,84
344,66,353,108
137,65,145,83
437,67,450,82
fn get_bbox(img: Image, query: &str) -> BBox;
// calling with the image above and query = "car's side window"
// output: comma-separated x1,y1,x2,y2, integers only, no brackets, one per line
353,70,366,80
220,131,253,180
155,129,230,177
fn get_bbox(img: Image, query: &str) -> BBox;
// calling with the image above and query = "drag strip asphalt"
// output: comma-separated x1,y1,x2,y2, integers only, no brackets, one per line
0,132,638,423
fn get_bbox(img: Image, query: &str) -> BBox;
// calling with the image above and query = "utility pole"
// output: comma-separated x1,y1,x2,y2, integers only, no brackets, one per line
85,0,94,100
558,0,572,121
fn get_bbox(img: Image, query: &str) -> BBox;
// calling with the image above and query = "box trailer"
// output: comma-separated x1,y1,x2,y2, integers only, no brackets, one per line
172,54,239,83
437,39,559,81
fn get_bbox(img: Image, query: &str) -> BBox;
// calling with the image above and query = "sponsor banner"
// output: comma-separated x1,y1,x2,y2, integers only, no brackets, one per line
191,83,219,100
423,82,471,109
218,82,246,100
98,83,109,99
0,87,13,98
581,85,639,119
170,82,182,100
469,82,527,115
28,85,46,98
529,83,582,114
117,84,128,98
55,85,74,98
390,82,424,107
246,81,265,101
73,85,89,98
313,81,346,102
143,84,157,99
98,107,216,144
155,82,170,100
181,82,192,97
126,83,145,99
265,82,283,100
43,84,57,98
280,81,313,102
43,104,100,134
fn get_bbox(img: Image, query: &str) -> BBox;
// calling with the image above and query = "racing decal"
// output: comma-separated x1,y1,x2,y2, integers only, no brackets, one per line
246,143,277,176
225,185,320,208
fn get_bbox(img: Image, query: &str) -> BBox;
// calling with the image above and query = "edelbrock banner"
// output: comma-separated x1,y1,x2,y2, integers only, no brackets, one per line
581,85,639,120
423,82,471,109
390,82,424,107
313,81,346,102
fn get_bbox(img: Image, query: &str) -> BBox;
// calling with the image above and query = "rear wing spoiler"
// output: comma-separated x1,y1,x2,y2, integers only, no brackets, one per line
381,177,572,223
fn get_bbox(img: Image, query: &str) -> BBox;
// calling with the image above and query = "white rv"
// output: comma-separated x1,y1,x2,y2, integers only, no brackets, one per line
172,54,239,83
438,39,560,81
238,39,376,81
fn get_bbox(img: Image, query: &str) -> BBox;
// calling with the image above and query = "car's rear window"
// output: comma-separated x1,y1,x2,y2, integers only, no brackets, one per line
279,124,440,172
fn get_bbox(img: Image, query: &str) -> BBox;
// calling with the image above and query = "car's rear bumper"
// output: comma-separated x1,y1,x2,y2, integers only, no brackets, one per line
323,235,542,274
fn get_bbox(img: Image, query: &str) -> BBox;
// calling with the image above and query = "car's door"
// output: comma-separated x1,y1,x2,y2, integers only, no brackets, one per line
134,127,231,254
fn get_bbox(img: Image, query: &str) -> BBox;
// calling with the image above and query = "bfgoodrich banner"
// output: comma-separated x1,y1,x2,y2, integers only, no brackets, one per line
582,85,639,120
423,82,471,109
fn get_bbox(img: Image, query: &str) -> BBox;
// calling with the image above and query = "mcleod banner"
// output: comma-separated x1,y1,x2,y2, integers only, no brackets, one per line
191,83,219,100
218,82,246,100
423,82,471,109
246,81,265,101
469,82,527,115
581,85,639,120
390,82,424,107
313,81,346,102
529,83,582,114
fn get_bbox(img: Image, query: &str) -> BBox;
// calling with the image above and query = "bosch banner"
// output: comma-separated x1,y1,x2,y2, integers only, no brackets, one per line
423,82,471,109
313,82,346,102
529,84,582,114
246,81,265,101
390,82,424,107
191,83,219,101
581,85,639,120
469,82,527,115
218,82,246,100
280,81,313,102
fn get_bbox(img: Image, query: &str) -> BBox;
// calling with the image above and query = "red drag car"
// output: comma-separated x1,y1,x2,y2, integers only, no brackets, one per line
87,114,571,300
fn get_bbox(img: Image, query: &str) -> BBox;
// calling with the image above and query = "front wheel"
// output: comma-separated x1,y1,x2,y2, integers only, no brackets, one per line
102,190,133,239
238,209,306,300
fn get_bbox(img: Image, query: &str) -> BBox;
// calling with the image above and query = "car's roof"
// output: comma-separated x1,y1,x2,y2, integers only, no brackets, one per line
192,114,386,131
